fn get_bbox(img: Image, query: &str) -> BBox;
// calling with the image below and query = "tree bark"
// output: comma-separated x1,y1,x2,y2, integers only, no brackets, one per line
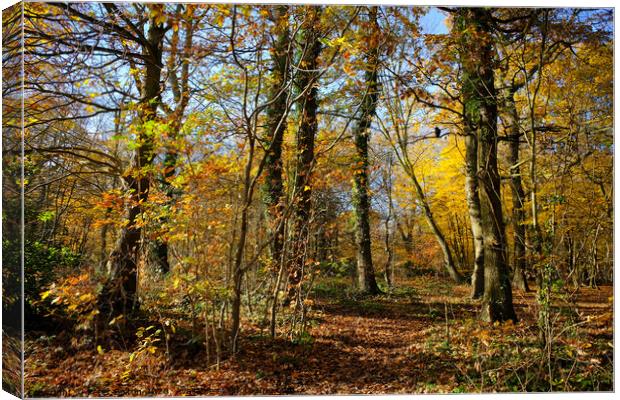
455,8,516,322
352,6,381,295
263,5,291,339
288,7,322,302
261,5,290,271
458,13,485,298
464,125,485,298
383,154,395,288
506,89,529,292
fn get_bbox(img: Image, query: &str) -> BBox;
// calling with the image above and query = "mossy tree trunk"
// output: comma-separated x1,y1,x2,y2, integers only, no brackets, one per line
455,8,517,323
506,89,529,292
352,6,381,295
463,123,485,298
288,6,322,302
262,5,290,273
262,5,292,339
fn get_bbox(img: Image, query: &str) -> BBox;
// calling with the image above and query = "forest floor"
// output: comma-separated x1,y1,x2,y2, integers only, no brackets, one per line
24,274,613,396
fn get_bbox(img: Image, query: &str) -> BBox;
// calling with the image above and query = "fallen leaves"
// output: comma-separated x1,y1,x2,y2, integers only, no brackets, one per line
24,277,613,396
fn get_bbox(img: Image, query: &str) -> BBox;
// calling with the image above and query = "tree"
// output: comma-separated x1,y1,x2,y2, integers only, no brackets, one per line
453,7,516,322
504,87,529,292
261,5,291,268
97,7,167,320
287,6,323,305
260,6,292,338
377,81,465,284
462,84,485,298
351,6,381,294
381,153,395,288
25,3,170,320
149,5,202,275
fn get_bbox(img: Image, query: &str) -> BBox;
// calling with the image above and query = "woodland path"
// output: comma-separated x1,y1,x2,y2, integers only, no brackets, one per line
24,276,613,396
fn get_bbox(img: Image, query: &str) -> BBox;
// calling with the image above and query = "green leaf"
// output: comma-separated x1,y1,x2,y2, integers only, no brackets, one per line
37,211,55,222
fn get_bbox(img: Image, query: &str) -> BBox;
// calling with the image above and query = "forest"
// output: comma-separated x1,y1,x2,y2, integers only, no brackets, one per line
1,2,614,396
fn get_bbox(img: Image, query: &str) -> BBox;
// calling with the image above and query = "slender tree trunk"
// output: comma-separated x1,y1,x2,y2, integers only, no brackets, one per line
231,197,250,353
288,7,322,302
384,219,393,287
97,17,165,320
506,90,529,292
409,171,464,283
464,126,485,298
262,5,290,271
262,5,292,334
458,14,484,297
529,14,549,273
455,8,516,322
383,155,394,288
352,7,381,295
269,254,286,338
99,208,110,268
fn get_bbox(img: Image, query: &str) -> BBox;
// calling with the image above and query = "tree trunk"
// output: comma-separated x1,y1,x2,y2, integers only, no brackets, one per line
458,13,484,298
506,90,529,292
455,8,516,322
99,208,110,269
410,171,464,284
263,5,291,335
288,7,322,302
150,132,180,275
231,200,250,353
261,5,290,271
352,6,381,295
396,218,413,256
151,9,194,275
383,155,394,288
464,126,485,298
97,16,165,320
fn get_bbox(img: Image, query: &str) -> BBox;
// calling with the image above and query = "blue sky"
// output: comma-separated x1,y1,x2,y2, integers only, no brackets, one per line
420,7,449,35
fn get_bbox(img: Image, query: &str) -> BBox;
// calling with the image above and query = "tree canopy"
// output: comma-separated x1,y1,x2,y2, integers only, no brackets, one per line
2,3,613,396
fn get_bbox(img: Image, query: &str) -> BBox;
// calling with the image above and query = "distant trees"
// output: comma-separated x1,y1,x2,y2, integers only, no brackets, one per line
23,2,169,320
17,4,612,347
